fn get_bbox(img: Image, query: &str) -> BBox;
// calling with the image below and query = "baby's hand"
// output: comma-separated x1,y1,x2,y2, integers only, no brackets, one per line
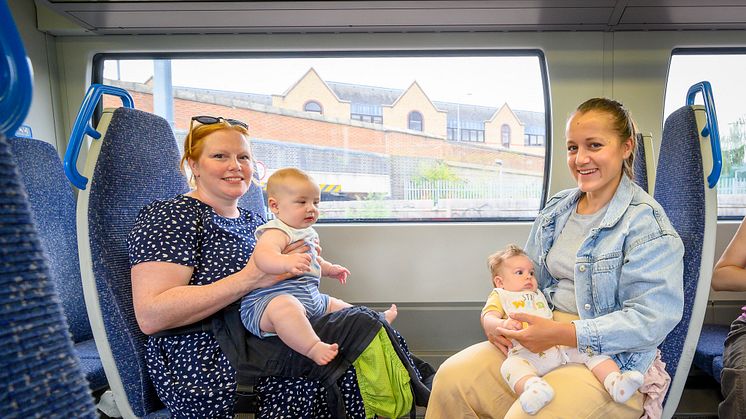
503,318,523,331
284,253,312,276
327,264,350,284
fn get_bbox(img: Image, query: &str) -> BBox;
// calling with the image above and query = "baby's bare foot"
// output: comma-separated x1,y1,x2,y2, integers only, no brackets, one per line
383,304,398,324
307,341,339,366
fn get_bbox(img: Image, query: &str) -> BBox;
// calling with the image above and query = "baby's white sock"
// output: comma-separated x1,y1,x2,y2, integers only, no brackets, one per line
603,370,645,403
519,376,555,415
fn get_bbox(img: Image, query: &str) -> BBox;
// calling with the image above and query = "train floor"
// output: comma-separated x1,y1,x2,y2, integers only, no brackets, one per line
94,369,724,418
673,367,722,419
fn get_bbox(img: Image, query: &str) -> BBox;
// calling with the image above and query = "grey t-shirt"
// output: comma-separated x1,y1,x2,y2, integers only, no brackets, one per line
545,202,607,314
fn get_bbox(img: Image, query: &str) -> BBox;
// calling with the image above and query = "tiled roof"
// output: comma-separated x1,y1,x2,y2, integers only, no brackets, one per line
328,80,544,134
105,77,545,134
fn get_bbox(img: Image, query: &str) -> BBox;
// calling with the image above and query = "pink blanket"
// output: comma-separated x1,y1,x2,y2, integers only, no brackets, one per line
639,350,670,419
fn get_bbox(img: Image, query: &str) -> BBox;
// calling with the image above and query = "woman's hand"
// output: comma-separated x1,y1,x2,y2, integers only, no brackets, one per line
482,312,517,355
311,238,322,256
486,326,513,355
502,318,523,330
241,256,287,289
243,239,312,288
283,240,310,255
283,253,312,276
496,313,577,353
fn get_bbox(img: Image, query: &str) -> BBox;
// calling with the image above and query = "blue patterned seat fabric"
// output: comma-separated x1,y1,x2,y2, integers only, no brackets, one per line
238,170,267,214
694,323,729,383
86,107,188,417
654,106,706,401
0,132,98,418
633,133,649,193
85,107,267,417
8,136,107,392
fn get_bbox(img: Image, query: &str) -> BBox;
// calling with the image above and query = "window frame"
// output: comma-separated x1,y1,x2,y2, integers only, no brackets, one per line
667,47,746,221
92,49,551,223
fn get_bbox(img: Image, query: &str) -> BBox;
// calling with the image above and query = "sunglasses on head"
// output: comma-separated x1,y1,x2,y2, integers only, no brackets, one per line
191,115,249,130
186,115,250,155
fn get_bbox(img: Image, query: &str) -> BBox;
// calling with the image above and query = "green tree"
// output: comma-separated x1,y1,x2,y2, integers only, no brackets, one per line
413,161,462,182
411,161,464,203
722,118,746,177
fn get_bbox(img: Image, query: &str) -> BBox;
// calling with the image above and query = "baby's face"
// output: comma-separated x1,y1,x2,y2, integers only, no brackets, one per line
493,255,538,292
272,178,321,229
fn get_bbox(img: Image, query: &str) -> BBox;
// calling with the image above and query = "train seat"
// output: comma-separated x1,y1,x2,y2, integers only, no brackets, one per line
693,323,729,383
8,136,107,392
69,102,267,417
72,106,185,418
633,132,656,194
0,131,98,418
654,82,720,418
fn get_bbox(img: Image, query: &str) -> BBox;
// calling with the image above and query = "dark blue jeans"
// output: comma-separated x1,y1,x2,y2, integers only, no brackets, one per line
719,316,746,419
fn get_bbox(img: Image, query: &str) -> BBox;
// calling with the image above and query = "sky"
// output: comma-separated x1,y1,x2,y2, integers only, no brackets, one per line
103,55,547,112
104,53,746,129
664,54,746,130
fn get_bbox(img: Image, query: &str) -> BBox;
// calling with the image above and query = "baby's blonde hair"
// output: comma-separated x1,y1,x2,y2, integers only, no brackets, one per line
487,244,528,279
266,167,317,197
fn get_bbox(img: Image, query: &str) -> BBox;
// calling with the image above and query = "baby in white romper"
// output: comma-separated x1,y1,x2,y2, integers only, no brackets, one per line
481,244,644,415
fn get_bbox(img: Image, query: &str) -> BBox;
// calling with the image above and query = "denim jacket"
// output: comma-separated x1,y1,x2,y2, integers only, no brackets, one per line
525,175,684,373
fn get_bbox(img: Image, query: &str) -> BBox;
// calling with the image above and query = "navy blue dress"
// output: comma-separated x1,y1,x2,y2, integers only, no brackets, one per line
128,195,366,418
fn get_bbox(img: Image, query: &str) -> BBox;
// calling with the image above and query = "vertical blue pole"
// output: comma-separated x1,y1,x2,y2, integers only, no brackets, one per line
153,59,174,129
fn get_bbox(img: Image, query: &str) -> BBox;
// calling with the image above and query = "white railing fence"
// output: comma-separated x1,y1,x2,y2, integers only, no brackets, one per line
717,176,746,195
407,178,541,201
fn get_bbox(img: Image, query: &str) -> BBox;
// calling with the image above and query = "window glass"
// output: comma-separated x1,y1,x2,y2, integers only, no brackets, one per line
304,100,323,114
303,100,323,113
501,124,511,147
100,53,548,221
408,111,423,131
665,51,746,218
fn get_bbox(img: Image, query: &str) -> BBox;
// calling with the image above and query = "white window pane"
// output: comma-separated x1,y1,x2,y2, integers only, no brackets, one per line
102,54,548,221
665,53,746,218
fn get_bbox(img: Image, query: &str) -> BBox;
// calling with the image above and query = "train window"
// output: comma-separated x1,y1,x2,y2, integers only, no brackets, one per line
98,53,548,222
666,50,746,218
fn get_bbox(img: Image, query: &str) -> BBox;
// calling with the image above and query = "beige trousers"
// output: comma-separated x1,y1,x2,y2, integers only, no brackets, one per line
425,312,644,419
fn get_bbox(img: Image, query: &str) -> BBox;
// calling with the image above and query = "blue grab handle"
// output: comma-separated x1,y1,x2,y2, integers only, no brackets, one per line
686,81,722,189
64,83,134,189
0,0,34,138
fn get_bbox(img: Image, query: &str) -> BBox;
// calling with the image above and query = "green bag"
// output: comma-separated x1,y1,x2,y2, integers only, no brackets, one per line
353,327,414,419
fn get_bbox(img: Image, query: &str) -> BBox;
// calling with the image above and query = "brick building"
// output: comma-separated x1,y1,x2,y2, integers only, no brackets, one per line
102,68,545,200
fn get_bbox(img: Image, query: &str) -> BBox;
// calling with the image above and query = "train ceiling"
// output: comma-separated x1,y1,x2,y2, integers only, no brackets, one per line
37,0,746,35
